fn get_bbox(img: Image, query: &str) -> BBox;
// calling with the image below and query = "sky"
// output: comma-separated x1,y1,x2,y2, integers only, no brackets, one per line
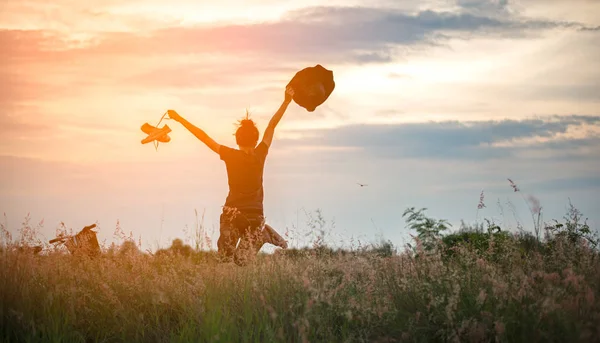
1,0,599,252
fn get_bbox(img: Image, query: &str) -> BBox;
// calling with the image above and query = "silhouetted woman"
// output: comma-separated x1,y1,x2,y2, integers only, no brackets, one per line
167,86,294,265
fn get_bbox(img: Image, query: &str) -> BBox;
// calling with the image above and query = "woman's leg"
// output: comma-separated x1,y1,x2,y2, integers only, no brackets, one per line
233,214,268,266
262,224,288,249
217,213,241,262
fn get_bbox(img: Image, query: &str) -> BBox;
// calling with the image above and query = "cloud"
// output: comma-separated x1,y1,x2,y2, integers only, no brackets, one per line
0,71,64,106
1,4,596,113
527,176,600,192
0,30,65,65
0,118,50,139
276,115,600,160
0,74,58,139
579,26,600,32
516,83,600,102
121,60,298,90
0,1,184,33
454,0,511,16
2,5,596,65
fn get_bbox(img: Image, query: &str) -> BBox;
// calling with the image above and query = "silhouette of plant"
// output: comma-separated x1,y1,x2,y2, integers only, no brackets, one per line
402,207,451,252
545,199,599,249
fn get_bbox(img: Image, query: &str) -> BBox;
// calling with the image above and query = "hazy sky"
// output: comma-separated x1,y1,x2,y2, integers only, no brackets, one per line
1,0,599,252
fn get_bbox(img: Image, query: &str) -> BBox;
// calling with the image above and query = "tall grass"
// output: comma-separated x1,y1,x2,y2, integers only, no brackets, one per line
2,210,600,342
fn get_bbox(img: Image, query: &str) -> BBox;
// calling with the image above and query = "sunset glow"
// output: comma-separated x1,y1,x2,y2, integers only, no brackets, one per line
1,0,599,255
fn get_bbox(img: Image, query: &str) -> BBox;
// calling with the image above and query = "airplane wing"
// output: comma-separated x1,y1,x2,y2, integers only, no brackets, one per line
156,135,170,143
141,123,157,135
141,124,172,144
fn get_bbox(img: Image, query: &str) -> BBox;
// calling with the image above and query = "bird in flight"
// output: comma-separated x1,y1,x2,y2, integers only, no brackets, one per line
357,182,368,187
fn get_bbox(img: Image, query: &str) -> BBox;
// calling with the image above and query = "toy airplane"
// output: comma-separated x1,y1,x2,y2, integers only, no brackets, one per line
140,111,174,151
141,122,171,145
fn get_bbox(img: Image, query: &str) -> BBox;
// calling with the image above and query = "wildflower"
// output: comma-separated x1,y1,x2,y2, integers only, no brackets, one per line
268,306,278,320
541,298,556,315
508,178,520,192
526,195,541,214
543,272,560,284
477,289,487,306
471,322,486,342
585,288,595,304
562,268,582,289
445,284,461,323
491,279,508,298
478,190,486,209
516,279,530,301
480,311,493,321
495,321,505,335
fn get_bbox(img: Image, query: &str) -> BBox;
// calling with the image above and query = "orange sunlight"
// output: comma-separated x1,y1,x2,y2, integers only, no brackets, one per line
2,1,600,340
2,0,599,264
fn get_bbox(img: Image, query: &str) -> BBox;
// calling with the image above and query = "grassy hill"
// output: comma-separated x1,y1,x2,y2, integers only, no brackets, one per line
1,205,599,342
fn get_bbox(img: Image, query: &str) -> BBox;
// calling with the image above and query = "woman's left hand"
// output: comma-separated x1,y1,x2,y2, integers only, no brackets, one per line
284,86,295,104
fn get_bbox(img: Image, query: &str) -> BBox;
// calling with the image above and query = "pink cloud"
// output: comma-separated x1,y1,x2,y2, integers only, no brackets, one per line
2,4,596,164
0,111,50,139
0,71,64,105
122,59,297,90
0,30,68,65
0,1,184,33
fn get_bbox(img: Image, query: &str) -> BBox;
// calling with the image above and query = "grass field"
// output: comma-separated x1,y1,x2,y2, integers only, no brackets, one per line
1,205,600,343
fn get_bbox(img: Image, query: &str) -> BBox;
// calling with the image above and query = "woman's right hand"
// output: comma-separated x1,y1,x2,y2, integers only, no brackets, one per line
167,109,182,122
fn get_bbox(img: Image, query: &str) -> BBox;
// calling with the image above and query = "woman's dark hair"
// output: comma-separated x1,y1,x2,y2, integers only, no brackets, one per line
235,110,259,147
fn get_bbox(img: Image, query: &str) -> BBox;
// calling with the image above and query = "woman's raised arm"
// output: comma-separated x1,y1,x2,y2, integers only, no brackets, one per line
261,86,294,148
168,109,221,154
